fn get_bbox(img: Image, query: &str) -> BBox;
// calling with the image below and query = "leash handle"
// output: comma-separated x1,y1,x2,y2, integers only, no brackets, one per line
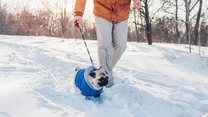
74,21,95,67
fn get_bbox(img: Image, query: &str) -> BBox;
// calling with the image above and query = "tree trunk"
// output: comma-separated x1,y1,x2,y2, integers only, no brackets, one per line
140,11,145,42
175,0,180,44
193,0,202,45
144,0,152,45
133,8,139,42
61,0,67,38
0,0,2,34
184,0,191,53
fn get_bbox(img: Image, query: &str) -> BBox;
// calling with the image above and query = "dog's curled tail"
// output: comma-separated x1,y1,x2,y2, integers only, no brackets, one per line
75,66,81,72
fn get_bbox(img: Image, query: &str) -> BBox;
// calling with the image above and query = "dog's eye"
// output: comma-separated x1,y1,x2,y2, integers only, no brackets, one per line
105,71,108,75
89,72,96,78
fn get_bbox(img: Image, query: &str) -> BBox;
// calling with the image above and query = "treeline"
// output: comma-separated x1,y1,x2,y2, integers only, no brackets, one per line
0,0,208,47
128,0,208,49
0,6,96,40
129,16,208,47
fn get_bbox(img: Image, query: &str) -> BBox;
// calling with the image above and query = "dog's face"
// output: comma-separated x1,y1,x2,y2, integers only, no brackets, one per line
89,70,108,88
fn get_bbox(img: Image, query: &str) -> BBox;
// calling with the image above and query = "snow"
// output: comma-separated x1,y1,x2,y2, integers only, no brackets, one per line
0,35,208,117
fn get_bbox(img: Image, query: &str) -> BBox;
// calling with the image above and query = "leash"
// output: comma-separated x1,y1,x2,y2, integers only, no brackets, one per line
75,21,95,67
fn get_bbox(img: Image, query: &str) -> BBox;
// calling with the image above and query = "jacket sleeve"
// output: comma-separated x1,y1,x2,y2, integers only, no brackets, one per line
74,0,87,17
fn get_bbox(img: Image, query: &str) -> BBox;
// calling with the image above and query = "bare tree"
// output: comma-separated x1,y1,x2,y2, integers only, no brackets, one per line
193,0,202,45
138,0,164,45
41,0,69,37
60,0,68,38
12,8,38,35
0,2,14,35
51,0,69,38
144,0,152,45
133,8,139,42
37,9,59,36
175,0,181,44
184,0,200,53
140,0,152,45
200,18,208,47
0,0,2,34
184,0,191,52
162,0,181,44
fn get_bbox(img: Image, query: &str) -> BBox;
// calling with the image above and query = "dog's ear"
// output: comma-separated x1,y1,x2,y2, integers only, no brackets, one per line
89,72,96,78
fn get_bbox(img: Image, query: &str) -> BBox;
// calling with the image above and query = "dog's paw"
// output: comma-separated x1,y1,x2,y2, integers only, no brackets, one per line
75,66,81,71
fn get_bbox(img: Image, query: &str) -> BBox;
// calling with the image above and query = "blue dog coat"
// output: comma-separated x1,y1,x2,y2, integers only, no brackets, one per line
75,66,103,98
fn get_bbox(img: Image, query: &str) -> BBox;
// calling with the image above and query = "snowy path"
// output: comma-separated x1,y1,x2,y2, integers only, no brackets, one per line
0,35,208,117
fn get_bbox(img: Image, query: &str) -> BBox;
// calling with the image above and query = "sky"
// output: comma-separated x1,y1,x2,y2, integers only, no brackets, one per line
0,35,208,117
1,0,94,14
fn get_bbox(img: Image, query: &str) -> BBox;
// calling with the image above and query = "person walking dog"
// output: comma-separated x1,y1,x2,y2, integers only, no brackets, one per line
73,0,142,88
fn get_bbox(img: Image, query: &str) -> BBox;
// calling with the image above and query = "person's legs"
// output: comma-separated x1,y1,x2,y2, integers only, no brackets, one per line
95,16,128,87
94,16,114,87
112,20,128,68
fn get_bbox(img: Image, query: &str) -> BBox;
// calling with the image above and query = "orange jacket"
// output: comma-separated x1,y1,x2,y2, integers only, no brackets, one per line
74,0,132,22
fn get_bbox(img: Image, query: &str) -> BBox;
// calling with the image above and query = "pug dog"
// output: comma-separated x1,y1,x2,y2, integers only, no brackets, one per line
74,66,108,99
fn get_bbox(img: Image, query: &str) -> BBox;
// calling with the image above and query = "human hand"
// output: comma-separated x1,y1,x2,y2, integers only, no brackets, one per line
72,16,83,27
134,0,142,9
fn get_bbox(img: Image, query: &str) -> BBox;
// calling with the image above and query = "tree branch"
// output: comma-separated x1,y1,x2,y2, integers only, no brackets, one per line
150,2,166,22
190,0,199,12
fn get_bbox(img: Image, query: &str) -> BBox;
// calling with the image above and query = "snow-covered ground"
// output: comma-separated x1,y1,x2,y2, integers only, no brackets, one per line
0,35,208,117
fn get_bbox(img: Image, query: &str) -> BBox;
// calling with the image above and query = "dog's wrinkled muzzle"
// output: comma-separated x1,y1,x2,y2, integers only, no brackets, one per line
98,76,108,87
99,76,108,82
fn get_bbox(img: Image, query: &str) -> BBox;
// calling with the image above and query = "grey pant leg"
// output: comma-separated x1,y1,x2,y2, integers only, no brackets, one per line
95,16,113,73
112,20,128,67
95,16,128,84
